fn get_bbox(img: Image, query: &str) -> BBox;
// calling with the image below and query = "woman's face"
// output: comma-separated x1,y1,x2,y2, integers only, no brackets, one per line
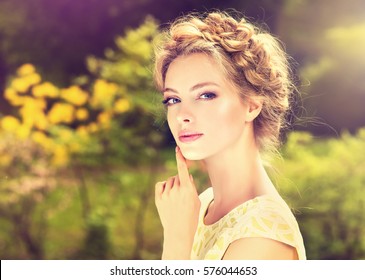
163,53,250,161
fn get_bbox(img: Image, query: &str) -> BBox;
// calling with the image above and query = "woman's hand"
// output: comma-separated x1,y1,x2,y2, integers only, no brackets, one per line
155,146,201,259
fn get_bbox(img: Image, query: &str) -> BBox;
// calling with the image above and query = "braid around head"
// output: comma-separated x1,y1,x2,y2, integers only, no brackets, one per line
154,11,295,153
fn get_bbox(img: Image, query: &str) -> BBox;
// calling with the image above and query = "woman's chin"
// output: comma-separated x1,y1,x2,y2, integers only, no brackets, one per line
180,149,206,161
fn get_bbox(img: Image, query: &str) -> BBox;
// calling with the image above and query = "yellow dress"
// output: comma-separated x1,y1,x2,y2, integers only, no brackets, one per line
190,187,306,260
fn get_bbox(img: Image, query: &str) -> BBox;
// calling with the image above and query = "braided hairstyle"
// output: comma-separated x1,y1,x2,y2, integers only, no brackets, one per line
154,11,295,153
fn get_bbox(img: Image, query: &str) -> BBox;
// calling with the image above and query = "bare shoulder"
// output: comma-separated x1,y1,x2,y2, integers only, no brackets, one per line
222,237,299,260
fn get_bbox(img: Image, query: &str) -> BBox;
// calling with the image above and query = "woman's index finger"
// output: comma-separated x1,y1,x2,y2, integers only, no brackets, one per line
175,146,190,186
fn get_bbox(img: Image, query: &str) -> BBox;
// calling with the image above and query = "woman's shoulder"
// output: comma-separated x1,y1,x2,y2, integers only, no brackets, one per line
227,194,306,259
231,194,301,238
194,188,306,259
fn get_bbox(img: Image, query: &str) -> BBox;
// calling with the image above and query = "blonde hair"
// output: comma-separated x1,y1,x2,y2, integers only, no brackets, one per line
154,11,295,153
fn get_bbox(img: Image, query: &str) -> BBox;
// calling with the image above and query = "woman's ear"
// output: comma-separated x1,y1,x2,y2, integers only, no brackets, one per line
245,96,263,122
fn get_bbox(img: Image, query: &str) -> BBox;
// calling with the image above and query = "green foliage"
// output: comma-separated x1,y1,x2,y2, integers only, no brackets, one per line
0,134,54,259
0,17,166,259
87,16,160,111
85,17,168,166
272,128,365,259
74,208,111,260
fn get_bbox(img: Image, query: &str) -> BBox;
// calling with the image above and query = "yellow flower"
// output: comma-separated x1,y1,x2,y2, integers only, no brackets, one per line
48,103,75,124
97,111,112,128
11,77,30,93
4,88,17,100
16,124,31,139
33,113,49,130
61,86,89,106
4,88,26,106
114,98,130,113
58,128,74,143
10,73,41,93
91,79,118,109
19,97,47,128
0,154,12,166
52,145,69,166
33,82,59,98
87,122,99,133
75,108,89,121
69,142,82,153
1,116,20,132
17,64,36,76
24,73,41,87
31,131,53,150
76,126,89,139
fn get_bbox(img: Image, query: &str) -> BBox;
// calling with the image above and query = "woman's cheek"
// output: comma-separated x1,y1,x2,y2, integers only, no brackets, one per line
167,112,178,141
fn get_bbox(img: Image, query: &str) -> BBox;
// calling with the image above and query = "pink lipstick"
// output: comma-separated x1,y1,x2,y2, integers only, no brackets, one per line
178,132,203,143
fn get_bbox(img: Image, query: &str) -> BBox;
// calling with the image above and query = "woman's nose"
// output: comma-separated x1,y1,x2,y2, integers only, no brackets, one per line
177,104,194,124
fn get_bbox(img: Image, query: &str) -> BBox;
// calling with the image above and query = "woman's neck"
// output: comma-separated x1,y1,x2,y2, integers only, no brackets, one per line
202,127,278,223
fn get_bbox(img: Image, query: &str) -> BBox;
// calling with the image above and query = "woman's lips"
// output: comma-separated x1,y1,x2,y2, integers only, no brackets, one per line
178,133,203,143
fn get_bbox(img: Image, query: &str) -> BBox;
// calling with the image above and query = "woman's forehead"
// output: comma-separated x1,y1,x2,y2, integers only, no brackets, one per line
165,54,224,85
165,53,243,95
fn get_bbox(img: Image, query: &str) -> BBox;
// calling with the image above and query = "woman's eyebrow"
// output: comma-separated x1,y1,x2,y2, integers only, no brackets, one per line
163,87,179,94
163,82,219,94
190,82,219,91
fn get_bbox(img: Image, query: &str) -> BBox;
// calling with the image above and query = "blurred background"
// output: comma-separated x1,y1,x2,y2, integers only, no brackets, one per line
0,0,364,260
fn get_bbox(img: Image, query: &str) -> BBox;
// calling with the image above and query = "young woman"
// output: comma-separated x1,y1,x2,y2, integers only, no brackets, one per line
153,11,306,260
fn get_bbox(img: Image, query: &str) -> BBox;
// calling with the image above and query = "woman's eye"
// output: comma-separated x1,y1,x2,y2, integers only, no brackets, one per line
162,97,180,106
200,92,216,100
